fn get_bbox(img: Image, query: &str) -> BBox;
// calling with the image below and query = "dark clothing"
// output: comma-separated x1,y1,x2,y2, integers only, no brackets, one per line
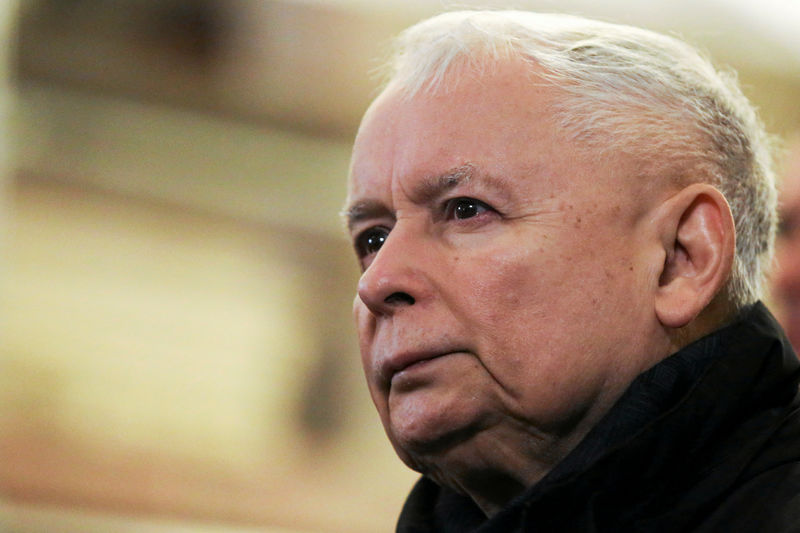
397,302,800,532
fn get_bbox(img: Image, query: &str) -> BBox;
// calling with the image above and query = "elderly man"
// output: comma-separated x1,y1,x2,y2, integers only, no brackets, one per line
343,11,800,532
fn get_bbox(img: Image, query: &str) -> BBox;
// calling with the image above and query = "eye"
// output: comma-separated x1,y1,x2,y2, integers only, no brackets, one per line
354,226,389,259
445,197,492,220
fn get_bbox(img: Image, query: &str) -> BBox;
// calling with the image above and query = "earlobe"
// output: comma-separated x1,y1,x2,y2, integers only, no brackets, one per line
654,184,735,329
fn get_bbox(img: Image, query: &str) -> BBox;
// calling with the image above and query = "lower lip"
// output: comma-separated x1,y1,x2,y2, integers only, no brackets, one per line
390,353,454,387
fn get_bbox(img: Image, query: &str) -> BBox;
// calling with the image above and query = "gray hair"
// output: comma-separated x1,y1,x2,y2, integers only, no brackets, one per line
382,10,777,310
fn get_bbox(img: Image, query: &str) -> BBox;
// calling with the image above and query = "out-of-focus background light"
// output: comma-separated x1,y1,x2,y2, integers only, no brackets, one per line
0,1,798,532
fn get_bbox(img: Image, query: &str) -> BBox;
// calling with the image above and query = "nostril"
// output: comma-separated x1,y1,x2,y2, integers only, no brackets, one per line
384,292,415,306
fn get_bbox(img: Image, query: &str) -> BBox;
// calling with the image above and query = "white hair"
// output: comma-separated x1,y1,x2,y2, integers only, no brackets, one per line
382,10,777,310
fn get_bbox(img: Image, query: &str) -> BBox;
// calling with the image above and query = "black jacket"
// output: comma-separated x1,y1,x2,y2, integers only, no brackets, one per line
397,302,800,532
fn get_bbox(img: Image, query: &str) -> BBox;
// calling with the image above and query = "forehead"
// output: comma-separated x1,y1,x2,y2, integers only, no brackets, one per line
347,61,574,198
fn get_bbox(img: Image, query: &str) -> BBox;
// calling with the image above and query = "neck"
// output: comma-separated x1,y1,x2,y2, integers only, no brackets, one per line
416,410,606,517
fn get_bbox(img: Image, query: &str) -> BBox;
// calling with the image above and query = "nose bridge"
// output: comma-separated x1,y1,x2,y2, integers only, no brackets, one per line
357,221,429,315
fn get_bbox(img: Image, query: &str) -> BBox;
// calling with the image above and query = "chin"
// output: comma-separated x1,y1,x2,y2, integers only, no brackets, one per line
387,406,486,471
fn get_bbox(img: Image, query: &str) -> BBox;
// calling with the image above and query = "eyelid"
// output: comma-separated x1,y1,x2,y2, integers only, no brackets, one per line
353,223,391,257
350,215,393,240
441,196,496,219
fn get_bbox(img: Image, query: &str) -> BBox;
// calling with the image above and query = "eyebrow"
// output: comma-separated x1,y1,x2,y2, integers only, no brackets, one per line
343,163,510,231
342,200,390,232
410,164,475,204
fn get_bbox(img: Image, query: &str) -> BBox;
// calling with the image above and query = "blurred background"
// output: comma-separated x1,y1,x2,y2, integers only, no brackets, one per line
0,1,798,532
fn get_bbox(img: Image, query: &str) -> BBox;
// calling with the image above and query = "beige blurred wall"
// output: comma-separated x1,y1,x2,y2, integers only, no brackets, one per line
2,4,420,532
1,175,416,532
0,0,15,278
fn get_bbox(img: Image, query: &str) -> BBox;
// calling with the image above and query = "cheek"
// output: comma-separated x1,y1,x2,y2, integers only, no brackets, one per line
454,247,561,371
457,238,640,367
457,257,611,426
353,297,375,353
463,243,586,323
352,297,384,396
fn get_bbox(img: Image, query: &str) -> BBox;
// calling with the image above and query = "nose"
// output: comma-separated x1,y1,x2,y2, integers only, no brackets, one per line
356,227,429,316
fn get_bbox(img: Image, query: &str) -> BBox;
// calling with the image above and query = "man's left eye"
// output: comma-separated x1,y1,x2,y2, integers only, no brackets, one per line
446,197,491,220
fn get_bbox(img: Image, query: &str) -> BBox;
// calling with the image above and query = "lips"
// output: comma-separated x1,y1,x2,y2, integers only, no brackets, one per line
379,349,459,385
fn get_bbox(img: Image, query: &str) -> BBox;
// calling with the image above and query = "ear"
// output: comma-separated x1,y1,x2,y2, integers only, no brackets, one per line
654,183,735,328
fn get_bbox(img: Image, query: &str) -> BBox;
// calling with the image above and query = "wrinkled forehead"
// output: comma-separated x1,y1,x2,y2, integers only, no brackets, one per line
347,62,562,192
344,58,674,230
346,86,402,197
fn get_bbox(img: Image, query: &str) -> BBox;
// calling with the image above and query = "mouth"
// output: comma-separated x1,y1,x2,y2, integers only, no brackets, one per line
379,349,463,387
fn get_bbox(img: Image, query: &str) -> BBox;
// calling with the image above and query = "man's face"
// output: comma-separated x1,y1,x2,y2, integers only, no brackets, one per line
346,62,667,475
775,150,800,349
